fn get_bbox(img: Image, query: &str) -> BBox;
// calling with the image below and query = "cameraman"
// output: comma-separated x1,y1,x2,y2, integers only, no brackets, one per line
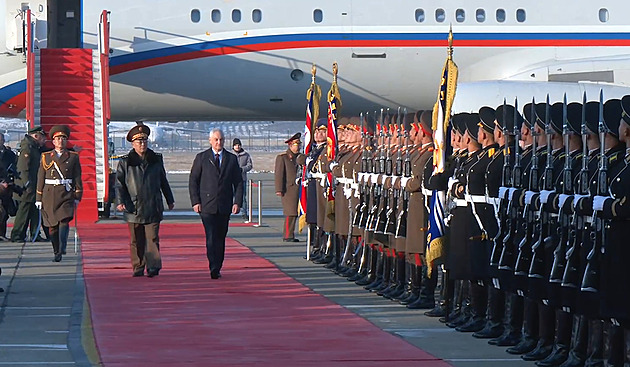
0,133,16,240
10,127,46,243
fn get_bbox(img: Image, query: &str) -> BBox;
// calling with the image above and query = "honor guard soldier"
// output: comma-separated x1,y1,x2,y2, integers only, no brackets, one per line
310,120,331,262
596,95,630,366
35,125,82,262
298,119,327,259
573,98,627,367
445,113,482,330
401,110,435,309
275,132,304,242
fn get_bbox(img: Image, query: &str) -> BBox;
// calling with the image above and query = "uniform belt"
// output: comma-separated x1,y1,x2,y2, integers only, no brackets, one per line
45,179,72,185
549,213,559,219
337,177,354,184
311,173,325,179
456,199,467,207
486,197,500,206
585,216,593,224
422,188,432,196
465,194,487,204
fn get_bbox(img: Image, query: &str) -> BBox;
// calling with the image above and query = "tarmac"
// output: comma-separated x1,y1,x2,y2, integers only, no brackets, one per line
0,212,535,367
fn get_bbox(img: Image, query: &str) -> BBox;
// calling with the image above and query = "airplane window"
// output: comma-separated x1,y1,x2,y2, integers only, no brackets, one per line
516,9,526,22
496,9,506,23
415,9,425,23
314,9,323,23
252,9,262,23
211,9,221,23
191,9,201,23
232,9,241,23
599,8,609,22
435,9,445,23
456,9,465,23
476,9,485,22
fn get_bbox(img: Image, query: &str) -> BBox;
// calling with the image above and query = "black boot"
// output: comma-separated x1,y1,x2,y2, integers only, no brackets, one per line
490,293,523,346
605,323,624,367
348,242,368,281
508,297,540,355
457,281,487,332
356,245,377,285
385,254,407,300
400,262,419,305
408,265,436,309
522,303,555,361
583,319,604,367
366,249,388,291
391,258,411,302
560,315,588,367
474,286,505,339
535,310,572,366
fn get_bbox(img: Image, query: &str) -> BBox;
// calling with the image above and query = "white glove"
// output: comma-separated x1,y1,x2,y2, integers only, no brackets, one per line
391,176,400,187
539,190,555,204
358,172,365,182
35,201,42,210
369,173,377,184
380,175,387,185
329,162,339,171
343,186,353,199
508,188,518,200
448,177,458,190
573,194,588,208
305,156,313,166
400,177,411,188
558,194,572,210
320,177,326,187
524,191,536,205
498,187,508,200
593,195,611,211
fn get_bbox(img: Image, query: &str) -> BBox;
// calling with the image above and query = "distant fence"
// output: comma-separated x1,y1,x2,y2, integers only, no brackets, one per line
110,122,303,155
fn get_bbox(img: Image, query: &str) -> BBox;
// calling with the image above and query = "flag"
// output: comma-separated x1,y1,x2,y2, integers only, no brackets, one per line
298,73,321,233
426,28,458,276
325,63,342,217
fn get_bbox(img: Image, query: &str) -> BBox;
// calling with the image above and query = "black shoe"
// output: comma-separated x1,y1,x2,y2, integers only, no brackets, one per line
507,337,538,355
283,238,300,243
34,236,49,242
535,344,569,367
473,323,504,339
61,250,67,255
559,351,586,367
490,331,522,346
313,255,332,264
406,298,435,310
456,317,487,332
210,270,222,279
53,253,62,262
446,314,470,329
425,306,446,317
132,269,144,277
522,340,553,361
147,268,160,278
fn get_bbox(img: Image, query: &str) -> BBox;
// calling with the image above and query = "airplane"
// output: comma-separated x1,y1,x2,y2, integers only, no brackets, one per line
1,0,630,122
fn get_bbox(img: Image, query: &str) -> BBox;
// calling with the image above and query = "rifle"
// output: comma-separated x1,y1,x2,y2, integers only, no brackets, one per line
354,112,367,228
498,98,521,270
491,99,512,267
514,99,539,276
395,110,412,238
550,94,572,283
562,92,589,288
385,108,404,235
367,109,385,231
375,109,393,234
529,95,554,279
581,91,606,293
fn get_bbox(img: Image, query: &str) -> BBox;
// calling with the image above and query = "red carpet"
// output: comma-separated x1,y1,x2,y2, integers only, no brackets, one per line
81,223,451,367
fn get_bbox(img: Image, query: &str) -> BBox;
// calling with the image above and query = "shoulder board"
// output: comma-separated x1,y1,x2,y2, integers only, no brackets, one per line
487,148,496,157
558,153,566,159
69,150,79,155
609,155,619,163
120,154,129,159
154,152,162,157
279,152,287,156
575,153,584,159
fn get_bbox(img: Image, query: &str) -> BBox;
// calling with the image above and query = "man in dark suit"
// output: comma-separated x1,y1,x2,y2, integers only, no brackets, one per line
189,128,243,279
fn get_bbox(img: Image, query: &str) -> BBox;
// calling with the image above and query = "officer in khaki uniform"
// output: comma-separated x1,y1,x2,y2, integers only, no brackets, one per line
35,125,82,262
275,132,304,242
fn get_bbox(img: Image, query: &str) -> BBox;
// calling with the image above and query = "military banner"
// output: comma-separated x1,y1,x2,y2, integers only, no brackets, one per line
426,28,458,276
325,63,341,216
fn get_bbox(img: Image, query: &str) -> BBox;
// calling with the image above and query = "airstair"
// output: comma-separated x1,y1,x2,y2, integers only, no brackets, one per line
25,10,111,223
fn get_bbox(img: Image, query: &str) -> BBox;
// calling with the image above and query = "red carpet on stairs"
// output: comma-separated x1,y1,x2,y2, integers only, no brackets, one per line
80,223,450,367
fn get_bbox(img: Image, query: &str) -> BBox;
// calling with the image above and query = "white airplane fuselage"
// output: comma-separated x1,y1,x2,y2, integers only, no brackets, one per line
1,0,630,121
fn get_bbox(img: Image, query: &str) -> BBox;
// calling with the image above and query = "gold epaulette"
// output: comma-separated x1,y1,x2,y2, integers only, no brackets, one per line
41,153,54,170
488,148,496,157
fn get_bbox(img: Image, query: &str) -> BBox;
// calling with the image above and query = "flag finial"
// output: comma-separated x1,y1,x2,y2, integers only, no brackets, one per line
332,62,338,83
448,25,454,59
311,64,317,83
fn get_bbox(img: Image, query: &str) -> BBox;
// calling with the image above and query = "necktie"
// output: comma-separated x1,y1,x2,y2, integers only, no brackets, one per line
215,153,220,169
